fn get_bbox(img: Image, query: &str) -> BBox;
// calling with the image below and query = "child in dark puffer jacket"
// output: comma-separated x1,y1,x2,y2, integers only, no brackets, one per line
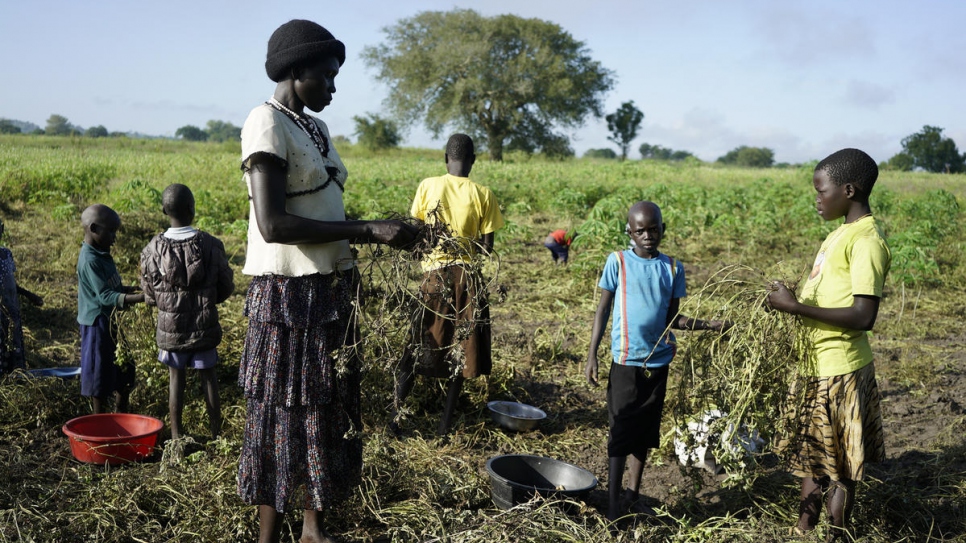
140,184,234,440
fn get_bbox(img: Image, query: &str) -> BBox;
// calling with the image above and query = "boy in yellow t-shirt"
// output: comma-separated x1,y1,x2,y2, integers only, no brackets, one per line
768,148,891,541
392,134,504,436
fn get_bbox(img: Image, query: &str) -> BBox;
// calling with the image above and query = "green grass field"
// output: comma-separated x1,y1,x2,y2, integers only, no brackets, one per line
1,135,964,542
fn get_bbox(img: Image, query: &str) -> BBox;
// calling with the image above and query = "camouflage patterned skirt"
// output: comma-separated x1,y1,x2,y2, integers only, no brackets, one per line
784,362,885,481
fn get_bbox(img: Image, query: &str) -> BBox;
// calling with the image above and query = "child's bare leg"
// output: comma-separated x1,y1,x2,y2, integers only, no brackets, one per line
607,456,626,521
115,388,130,413
258,505,283,543
625,451,647,495
390,349,416,433
169,367,186,439
825,479,856,541
300,509,336,543
91,396,107,414
797,477,824,532
199,367,221,438
624,451,655,515
438,374,464,435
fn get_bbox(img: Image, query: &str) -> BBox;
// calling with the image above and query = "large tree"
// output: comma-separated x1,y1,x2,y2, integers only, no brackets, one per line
900,125,964,173
362,9,614,161
606,101,644,161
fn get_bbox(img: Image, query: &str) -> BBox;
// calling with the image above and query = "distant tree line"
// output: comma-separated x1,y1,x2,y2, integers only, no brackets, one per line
0,114,121,138
0,114,246,143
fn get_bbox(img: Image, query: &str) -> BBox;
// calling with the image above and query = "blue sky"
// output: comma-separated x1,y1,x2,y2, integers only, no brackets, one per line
2,0,963,164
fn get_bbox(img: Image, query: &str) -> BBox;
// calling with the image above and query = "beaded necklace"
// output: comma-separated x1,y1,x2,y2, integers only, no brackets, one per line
266,97,343,195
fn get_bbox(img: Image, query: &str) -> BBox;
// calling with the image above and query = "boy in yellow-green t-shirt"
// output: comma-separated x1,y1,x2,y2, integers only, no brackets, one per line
768,148,891,541
392,133,504,436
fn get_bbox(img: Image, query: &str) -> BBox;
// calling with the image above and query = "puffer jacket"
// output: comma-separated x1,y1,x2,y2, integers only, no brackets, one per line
140,230,234,352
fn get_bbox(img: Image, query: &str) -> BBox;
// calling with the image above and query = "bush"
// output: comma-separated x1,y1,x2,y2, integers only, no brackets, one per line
583,148,617,159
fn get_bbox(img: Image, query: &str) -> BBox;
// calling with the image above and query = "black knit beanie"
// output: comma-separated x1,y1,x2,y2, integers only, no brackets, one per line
265,19,346,82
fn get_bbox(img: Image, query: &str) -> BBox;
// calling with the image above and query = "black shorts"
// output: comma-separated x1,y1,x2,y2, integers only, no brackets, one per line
606,364,669,457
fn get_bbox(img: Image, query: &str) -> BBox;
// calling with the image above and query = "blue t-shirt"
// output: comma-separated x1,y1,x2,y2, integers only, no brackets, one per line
598,250,686,368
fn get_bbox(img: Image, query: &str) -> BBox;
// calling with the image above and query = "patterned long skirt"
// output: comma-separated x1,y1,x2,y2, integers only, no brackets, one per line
236,272,362,512
785,362,885,481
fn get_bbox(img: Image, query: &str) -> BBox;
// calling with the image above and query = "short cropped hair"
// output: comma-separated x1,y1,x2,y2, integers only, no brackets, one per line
445,134,474,162
162,184,195,222
816,148,878,197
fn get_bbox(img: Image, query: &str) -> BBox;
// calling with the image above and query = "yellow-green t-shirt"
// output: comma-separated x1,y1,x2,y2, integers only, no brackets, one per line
798,215,891,377
411,174,504,272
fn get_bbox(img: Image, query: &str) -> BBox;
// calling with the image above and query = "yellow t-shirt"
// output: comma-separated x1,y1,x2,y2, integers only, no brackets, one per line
411,174,504,272
798,215,891,377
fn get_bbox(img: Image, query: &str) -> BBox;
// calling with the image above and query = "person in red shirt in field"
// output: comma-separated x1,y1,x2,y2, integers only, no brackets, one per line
544,228,576,264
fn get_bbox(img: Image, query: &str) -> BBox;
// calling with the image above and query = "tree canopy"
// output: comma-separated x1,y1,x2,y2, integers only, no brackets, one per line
362,9,614,161
205,120,241,143
45,114,74,136
899,125,964,173
606,101,644,161
85,125,108,138
353,113,401,151
717,146,775,168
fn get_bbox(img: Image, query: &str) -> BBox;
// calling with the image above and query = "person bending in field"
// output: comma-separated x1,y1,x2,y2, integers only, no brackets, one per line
140,184,234,441
767,148,891,541
544,228,576,265
77,204,144,414
0,218,44,376
586,201,729,522
392,133,504,436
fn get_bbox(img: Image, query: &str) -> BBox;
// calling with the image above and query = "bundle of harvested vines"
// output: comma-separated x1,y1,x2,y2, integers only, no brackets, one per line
353,210,503,380
666,264,810,487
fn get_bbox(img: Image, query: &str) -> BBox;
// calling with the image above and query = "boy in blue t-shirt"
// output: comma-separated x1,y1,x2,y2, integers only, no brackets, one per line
586,201,729,521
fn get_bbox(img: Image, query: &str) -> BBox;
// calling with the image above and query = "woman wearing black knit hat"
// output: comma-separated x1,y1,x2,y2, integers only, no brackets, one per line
236,19,418,543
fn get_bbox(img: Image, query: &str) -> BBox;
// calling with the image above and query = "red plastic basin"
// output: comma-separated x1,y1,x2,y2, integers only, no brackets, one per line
62,413,164,465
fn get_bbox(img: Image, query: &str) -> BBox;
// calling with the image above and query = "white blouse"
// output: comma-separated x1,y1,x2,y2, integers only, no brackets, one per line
240,103,355,276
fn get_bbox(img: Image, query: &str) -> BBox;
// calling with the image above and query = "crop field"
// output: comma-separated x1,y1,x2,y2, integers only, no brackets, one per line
0,134,964,542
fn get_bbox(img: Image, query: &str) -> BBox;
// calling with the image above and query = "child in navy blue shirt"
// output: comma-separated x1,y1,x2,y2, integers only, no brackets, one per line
77,204,144,413
586,201,729,521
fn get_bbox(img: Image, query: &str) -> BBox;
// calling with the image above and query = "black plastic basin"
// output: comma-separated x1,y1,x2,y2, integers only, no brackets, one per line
484,454,598,510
